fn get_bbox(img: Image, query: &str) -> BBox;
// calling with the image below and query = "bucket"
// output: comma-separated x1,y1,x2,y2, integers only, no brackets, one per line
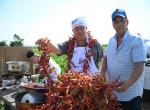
15,92,47,110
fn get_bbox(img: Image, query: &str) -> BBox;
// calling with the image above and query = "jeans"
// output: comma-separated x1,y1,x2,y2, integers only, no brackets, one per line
119,96,142,110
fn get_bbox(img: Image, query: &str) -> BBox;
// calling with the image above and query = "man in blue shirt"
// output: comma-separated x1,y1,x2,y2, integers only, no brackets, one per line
100,9,146,110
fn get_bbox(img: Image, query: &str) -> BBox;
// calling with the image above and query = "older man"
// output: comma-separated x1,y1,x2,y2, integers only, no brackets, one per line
100,9,146,110
49,16,103,76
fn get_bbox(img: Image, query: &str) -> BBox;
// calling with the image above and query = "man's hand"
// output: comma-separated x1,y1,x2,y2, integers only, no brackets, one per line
116,80,132,93
47,67,56,74
100,72,108,82
116,62,144,93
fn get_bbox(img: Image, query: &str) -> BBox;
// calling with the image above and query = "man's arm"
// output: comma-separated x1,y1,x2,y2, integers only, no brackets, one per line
49,41,61,54
97,42,103,61
93,41,103,68
116,62,144,92
100,56,107,80
116,37,146,92
129,62,144,85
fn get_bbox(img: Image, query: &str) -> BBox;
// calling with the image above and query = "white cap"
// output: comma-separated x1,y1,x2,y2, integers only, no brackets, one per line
71,16,87,29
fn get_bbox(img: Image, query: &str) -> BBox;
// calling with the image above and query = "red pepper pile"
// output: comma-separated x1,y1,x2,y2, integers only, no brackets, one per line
34,73,120,110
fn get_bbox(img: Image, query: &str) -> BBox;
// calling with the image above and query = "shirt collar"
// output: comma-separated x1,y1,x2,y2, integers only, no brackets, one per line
114,29,129,42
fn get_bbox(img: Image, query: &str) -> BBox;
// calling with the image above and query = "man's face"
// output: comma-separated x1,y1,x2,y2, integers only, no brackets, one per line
72,26,87,41
113,16,128,36
29,55,39,63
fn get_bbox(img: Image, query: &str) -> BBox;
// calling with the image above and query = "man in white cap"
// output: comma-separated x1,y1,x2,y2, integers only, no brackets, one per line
48,16,103,76
100,9,146,110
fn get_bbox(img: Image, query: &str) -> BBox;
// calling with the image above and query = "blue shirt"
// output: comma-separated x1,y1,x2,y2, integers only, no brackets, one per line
105,30,146,101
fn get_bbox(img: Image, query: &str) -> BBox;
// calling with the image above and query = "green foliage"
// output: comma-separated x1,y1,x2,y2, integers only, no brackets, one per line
50,53,69,74
31,47,42,72
102,44,108,51
32,47,43,55
0,100,5,110
0,40,7,46
10,34,24,47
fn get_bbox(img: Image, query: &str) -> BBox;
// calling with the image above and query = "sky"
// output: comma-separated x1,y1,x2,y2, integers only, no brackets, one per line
0,0,150,46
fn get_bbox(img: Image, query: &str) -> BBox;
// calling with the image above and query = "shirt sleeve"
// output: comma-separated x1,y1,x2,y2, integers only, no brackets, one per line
104,47,108,57
104,40,112,57
104,36,116,57
58,41,68,54
96,40,103,61
49,57,61,74
132,37,147,62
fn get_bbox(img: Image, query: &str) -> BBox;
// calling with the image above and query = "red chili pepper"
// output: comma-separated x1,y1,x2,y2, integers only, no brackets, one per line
33,73,120,110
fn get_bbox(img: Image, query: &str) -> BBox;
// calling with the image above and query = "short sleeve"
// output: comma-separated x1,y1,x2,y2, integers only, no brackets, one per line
104,38,112,57
104,47,108,57
49,58,61,74
96,40,103,60
58,41,68,54
132,37,147,62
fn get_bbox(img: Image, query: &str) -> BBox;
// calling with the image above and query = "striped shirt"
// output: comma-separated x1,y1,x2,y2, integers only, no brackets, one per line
105,30,146,101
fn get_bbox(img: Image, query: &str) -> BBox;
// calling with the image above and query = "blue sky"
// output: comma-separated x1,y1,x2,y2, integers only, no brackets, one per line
0,0,150,46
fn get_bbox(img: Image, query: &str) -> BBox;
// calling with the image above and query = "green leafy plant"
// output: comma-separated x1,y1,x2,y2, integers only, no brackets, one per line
50,53,69,73
102,44,108,51
10,34,24,47
0,100,5,110
0,40,7,46
32,47,43,55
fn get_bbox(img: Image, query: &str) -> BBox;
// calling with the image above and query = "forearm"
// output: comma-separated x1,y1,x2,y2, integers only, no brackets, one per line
128,62,144,86
115,62,145,93
100,56,107,76
49,41,61,54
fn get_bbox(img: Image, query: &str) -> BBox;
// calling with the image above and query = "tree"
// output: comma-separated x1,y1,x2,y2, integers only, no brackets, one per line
10,34,24,47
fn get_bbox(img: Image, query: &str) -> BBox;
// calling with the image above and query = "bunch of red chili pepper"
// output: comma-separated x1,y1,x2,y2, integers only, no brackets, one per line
35,37,55,92
34,73,120,110
35,37,51,75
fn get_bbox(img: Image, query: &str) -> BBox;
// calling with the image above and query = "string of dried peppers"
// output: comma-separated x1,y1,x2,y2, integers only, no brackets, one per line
35,37,51,75
35,37,54,91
